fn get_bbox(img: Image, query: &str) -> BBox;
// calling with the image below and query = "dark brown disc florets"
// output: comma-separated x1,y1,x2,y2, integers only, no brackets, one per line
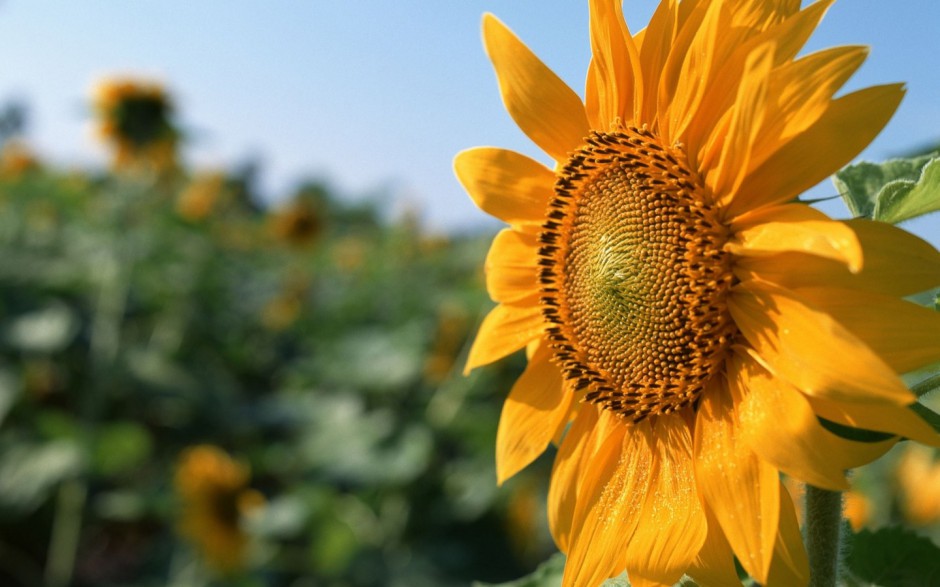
539,126,736,422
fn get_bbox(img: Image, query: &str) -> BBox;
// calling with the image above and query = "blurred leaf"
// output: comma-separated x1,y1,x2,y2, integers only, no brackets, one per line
247,494,309,539
0,367,20,425
473,553,564,587
834,153,940,222
92,421,153,476
845,526,940,586
0,440,85,513
2,301,79,353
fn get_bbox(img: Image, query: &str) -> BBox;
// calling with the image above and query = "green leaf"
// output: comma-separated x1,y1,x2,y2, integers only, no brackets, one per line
833,153,940,222
910,403,940,434
845,526,940,586
876,158,940,223
473,553,564,587
473,554,700,587
0,440,85,514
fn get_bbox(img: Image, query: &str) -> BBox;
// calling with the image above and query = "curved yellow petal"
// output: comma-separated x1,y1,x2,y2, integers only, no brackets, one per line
709,41,774,203
766,482,810,587
661,0,723,143
731,353,896,491
485,229,538,304
729,280,914,405
464,303,544,374
454,148,554,227
482,14,589,163
687,0,834,161
636,0,677,123
807,395,940,448
496,345,572,484
563,421,642,587
588,0,643,128
547,404,601,552
694,379,779,583
735,219,940,297
687,503,741,587
727,204,862,271
795,287,940,374
657,0,710,142
623,415,707,586
728,83,904,217
756,45,868,156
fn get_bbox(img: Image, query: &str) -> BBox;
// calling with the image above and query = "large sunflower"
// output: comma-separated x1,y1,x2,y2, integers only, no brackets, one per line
455,1,940,586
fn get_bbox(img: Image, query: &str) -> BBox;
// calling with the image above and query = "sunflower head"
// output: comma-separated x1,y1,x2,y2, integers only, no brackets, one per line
93,77,179,173
0,140,41,179
268,195,325,248
174,445,263,574
457,1,940,585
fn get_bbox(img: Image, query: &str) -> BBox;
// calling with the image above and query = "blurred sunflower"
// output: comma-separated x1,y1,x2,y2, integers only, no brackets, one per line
93,78,179,173
456,1,940,585
176,171,228,221
268,196,324,248
174,445,264,574
896,444,940,526
0,140,40,179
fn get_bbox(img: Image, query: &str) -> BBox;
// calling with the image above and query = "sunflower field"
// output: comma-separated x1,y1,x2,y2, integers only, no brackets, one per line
2,13,940,586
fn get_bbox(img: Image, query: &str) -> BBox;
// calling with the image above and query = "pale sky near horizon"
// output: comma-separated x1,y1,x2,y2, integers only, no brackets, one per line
0,1,938,245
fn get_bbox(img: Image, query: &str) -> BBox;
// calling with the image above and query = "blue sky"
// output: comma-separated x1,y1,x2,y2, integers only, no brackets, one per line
0,1,938,244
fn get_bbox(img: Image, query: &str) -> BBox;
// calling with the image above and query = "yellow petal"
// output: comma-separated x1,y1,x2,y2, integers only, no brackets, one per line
623,415,707,585
563,422,642,587
730,353,896,491
807,395,940,448
687,0,835,166
547,404,600,552
694,379,779,583
661,0,723,143
729,280,914,405
656,0,710,142
795,286,940,374
482,14,589,163
757,45,868,152
727,204,862,272
454,148,554,227
735,218,940,297
588,0,643,127
687,504,742,587
709,41,774,203
496,345,572,484
636,0,677,123
485,229,538,304
464,303,544,374
766,482,810,587
728,83,904,217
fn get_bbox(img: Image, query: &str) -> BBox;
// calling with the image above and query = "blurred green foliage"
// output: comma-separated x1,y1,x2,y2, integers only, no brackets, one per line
0,133,558,586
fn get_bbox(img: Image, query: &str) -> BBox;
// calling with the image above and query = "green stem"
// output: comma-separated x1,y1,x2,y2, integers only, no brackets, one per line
43,480,88,587
805,484,843,587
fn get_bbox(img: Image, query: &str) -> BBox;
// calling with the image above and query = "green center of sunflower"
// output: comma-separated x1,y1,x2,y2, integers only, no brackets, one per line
539,127,735,422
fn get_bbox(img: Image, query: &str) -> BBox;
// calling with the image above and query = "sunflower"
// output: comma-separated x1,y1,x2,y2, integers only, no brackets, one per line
93,78,179,173
174,445,264,574
456,2,940,586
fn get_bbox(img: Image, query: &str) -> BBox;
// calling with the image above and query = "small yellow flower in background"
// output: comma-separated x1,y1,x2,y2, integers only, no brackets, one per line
456,1,940,586
843,491,872,532
0,140,40,179
174,445,264,574
268,196,323,248
896,444,940,526
176,171,228,221
93,77,179,173
261,276,311,331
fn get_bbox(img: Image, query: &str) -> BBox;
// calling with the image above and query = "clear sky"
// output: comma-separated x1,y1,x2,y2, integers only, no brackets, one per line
0,1,938,245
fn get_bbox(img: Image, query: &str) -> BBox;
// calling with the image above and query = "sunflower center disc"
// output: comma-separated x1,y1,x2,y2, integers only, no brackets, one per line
539,127,735,421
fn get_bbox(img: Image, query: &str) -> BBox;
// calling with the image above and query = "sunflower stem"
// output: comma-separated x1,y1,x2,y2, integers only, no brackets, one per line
805,484,843,587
